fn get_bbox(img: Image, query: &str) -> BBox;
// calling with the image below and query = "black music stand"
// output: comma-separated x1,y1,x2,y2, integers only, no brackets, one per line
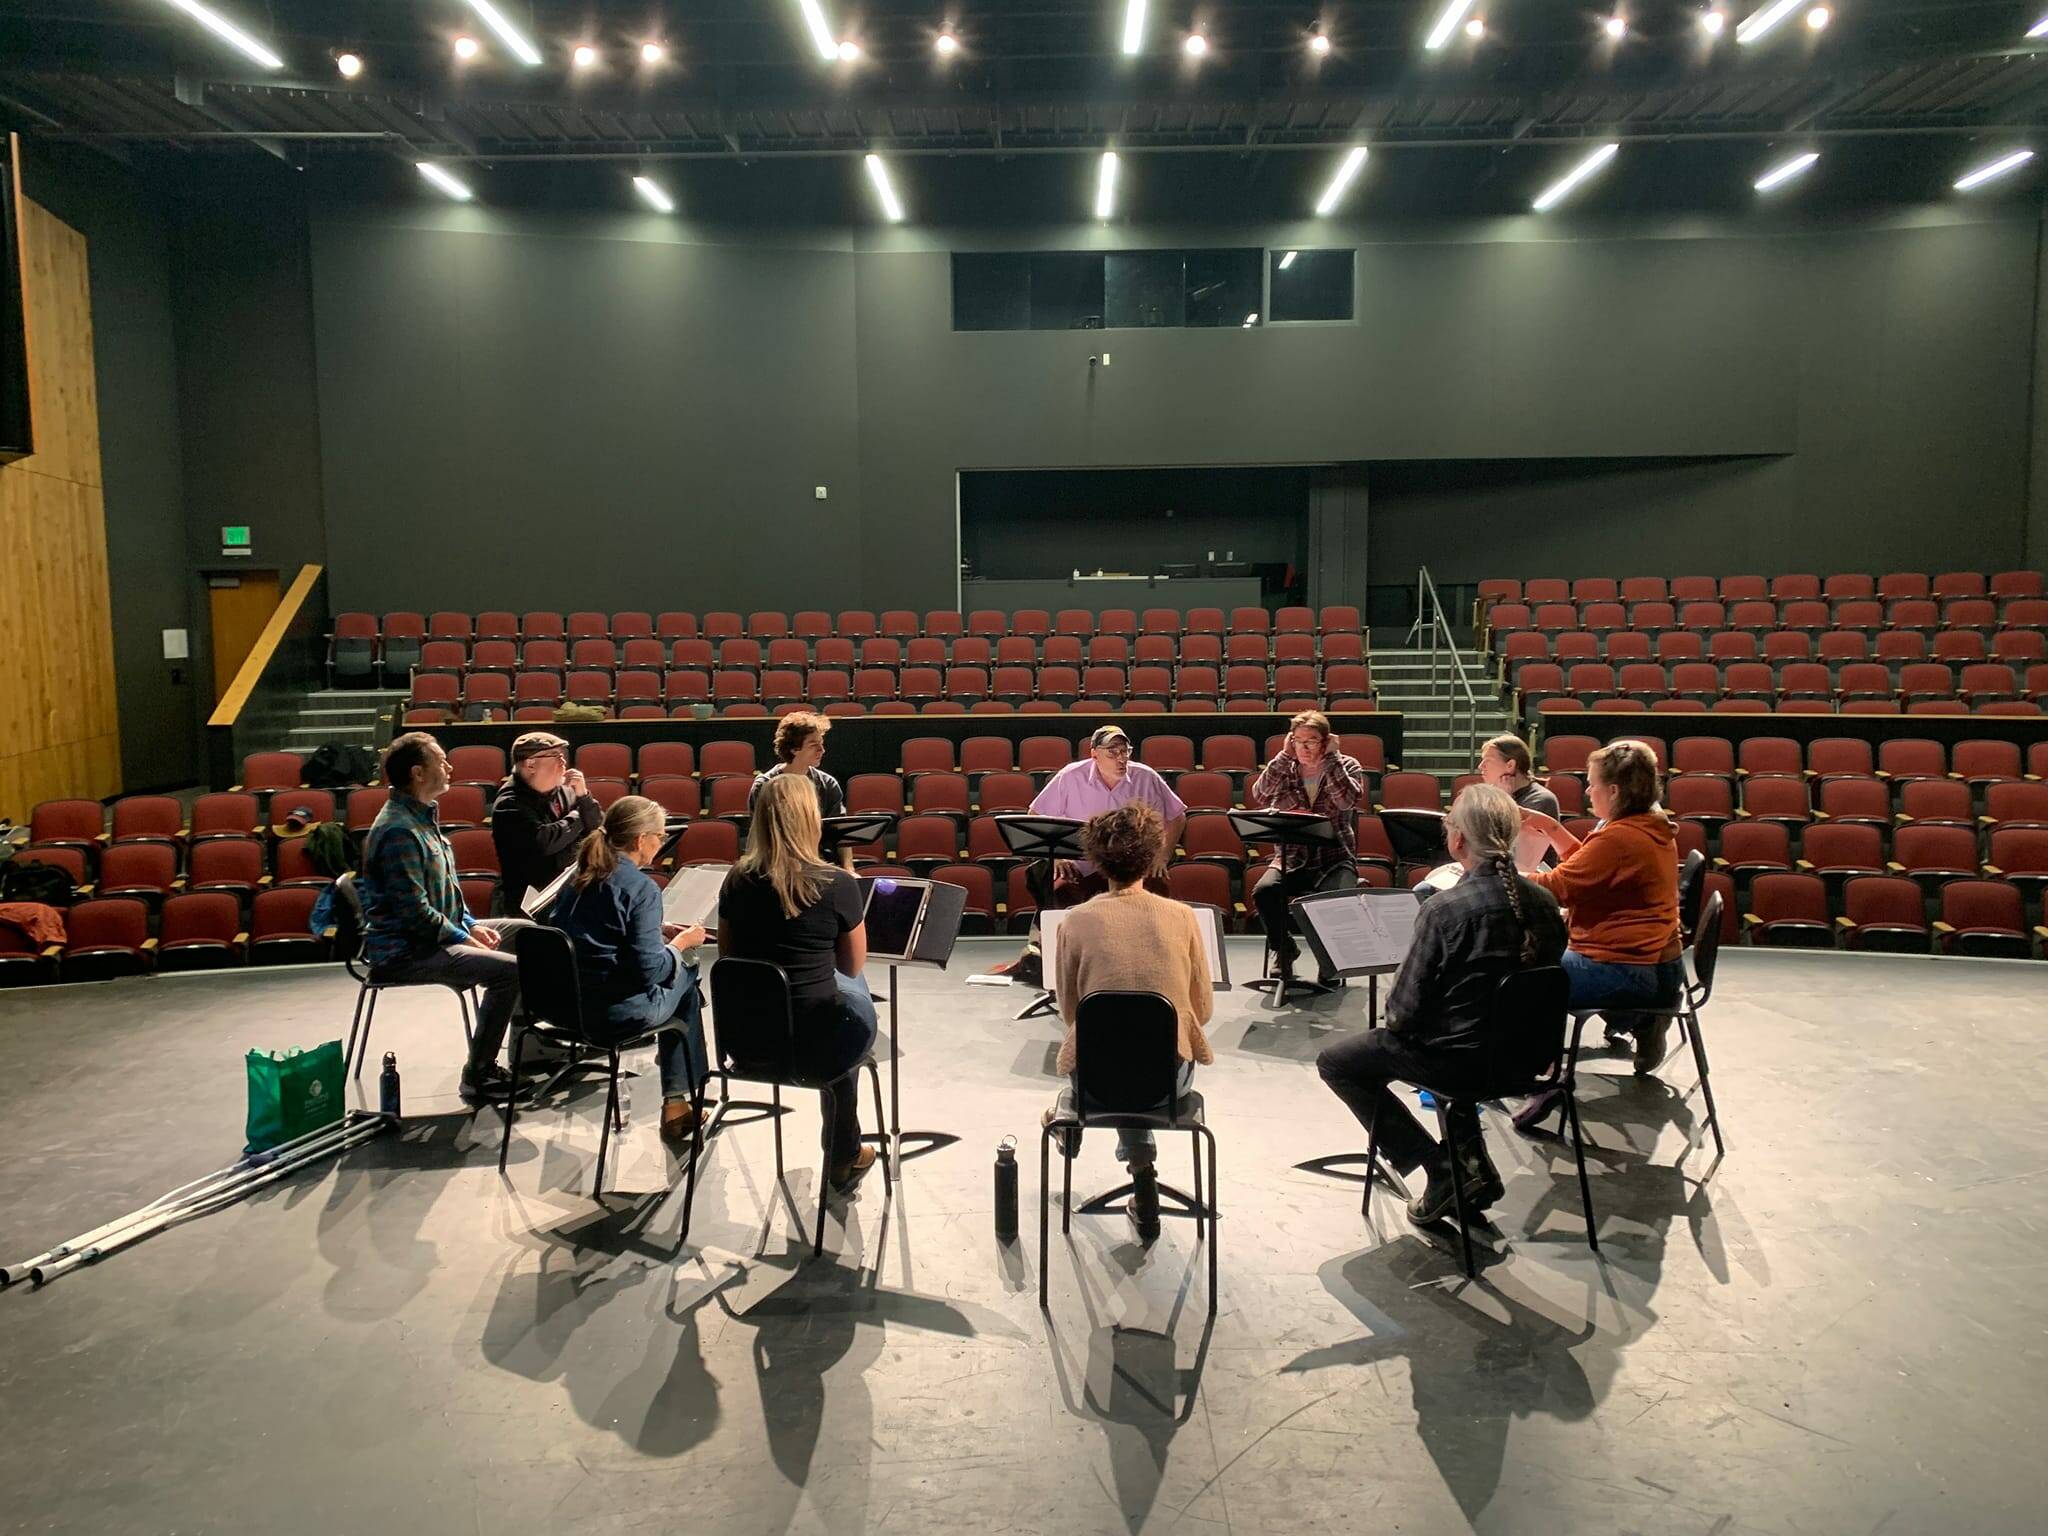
1227,809,1343,1005
1380,809,1450,872
995,815,1087,1020
856,874,968,1180
821,813,898,857
1289,886,1429,1193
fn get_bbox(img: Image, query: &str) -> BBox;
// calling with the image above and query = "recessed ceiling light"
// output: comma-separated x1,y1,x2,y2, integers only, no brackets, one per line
838,39,862,61
335,52,362,79
1465,16,1486,38
1425,0,1480,51
1804,5,1829,29
1532,142,1618,212
632,176,675,213
1309,30,1331,56
1603,15,1628,40
159,0,284,70
935,32,959,56
453,35,480,60
572,44,598,68
641,41,667,64
1184,31,1208,57
1701,8,1727,35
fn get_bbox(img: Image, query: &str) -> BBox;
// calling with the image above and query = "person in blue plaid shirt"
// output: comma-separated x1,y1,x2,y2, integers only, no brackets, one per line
359,732,537,1105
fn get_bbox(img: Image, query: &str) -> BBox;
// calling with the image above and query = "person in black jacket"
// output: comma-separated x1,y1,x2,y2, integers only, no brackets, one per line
1315,784,1567,1226
491,731,603,912
548,794,709,1142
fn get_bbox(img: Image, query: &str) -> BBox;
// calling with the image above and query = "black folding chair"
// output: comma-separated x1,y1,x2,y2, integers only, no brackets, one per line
1039,990,1220,1318
334,873,478,1081
1677,848,1708,946
1360,966,1595,1278
681,958,888,1258
498,926,664,1198
1602,889,1728,1158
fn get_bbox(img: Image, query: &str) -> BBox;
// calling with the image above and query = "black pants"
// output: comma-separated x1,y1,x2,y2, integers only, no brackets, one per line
1315,1028,1494,1175
1253,861,1356,967
787,974,880,1168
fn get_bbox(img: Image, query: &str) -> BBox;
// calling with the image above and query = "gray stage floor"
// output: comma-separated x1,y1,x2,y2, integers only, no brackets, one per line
0,942,2043,1535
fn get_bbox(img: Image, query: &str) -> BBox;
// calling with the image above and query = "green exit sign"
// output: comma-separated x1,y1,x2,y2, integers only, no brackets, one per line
220,525,251,554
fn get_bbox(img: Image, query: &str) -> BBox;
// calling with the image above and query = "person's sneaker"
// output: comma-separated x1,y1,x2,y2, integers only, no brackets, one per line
1406,1149,1494,1226
1603,1017,1635,1047
458,1062,517,1106
1126,1161,1162,1243
1632,1019,1672,1077
830,1146,878,1195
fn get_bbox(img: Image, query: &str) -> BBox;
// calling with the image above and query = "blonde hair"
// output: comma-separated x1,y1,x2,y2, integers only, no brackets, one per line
571,794,665,891
1448,782,1537,963
1589,739,1663,820
774,710,830,764
736,771,833,918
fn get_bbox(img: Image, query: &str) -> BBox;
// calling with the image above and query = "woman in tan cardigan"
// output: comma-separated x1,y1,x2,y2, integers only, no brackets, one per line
1046,802,1215,1240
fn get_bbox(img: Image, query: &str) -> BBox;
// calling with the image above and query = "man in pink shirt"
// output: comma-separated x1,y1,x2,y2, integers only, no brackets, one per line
1030,725,1187,906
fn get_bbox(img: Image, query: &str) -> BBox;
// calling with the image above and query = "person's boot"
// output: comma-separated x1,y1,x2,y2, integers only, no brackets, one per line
1453,1129,1506,1212
459,1061,516,1106
660,1098,702,1144
830,1146,878,1195
1633,1018,1672,1076
1126,1159,1162,1243
1406,1144,1493,1226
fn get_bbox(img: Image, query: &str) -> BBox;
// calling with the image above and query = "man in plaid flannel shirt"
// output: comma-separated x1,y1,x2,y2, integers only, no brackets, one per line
1250,709,1367,984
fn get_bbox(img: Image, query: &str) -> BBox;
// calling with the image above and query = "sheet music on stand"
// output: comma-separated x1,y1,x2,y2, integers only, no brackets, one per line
661,863,730,927
1294,888,1424,976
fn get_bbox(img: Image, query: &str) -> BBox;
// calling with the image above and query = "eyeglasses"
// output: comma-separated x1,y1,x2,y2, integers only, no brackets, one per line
1095,742,1132,756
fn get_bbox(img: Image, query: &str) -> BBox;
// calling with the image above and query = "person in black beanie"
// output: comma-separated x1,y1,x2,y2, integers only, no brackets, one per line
491,731,603,913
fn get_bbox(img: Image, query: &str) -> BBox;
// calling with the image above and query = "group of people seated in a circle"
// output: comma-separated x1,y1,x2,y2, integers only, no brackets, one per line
351,710,1679,1236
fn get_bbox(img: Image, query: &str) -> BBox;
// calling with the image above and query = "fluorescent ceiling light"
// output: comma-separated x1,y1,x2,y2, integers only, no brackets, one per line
865,154,905,222
798,0,839,61
1531,142,1618,212
465,0,541,67
1314,146,1370,215
1736,0,1803,44
417,162,474,201
1278,250,1298,270
2031,16,2048,39
1954,149,2035,191
1425,0,1479,51
1095,152,1119,220
160,0,283,70
1122,1,1147,56
632,176,674,213
1753,150,1818,192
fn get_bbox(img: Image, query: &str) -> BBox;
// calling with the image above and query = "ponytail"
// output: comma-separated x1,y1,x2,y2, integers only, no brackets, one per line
570,794,665,892
1488,852,1538,964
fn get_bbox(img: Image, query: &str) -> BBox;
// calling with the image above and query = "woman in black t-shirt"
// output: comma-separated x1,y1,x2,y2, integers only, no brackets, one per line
717,772,880,1192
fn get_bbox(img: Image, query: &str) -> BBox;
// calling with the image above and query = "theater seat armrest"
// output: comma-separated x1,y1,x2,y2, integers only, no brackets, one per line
1712,857,1729,870
1983,863,2003,876
2033,926,2048,941
78,882,96,897
1885,862,1905,873
234,932,250,946
320,925,338,940
1811,810,1830,820
39,944,61,959
141,938,159,952
1834,916,1854,929
1741,912,1762,927
1795,859,1815,871
1932,921,1956,935
259,875,274,887
1895,813,1914,824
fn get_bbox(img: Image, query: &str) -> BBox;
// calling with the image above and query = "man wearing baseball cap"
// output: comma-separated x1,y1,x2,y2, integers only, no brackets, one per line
492,731,604,914
1028,725,1186,907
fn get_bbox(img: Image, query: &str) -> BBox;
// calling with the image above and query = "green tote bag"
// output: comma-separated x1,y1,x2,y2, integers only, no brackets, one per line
245,1042,345,1153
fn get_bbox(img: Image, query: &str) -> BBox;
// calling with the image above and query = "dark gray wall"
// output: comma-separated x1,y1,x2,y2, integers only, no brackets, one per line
18,145,194,789
309,207,862,614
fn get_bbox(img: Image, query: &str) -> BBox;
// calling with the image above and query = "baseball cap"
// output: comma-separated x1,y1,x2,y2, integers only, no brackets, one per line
1089,725,1131,749
510,730,570,763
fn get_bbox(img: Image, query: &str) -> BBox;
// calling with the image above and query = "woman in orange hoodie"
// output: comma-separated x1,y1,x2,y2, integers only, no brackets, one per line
1517,740,1684,1077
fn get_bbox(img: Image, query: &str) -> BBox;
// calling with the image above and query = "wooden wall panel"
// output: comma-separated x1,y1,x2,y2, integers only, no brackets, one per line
0,185,120,823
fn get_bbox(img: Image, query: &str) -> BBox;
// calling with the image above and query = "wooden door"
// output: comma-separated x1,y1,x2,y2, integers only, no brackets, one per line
208,570,281,703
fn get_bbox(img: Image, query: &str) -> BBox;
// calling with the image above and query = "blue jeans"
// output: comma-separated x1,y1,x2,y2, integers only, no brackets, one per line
796,973,880,1167
1560,950,1683,1038
589,963,708,1101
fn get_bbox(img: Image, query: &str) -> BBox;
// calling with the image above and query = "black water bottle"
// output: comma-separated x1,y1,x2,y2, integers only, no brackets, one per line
993,1136,1019,1241
378,1052,401,1119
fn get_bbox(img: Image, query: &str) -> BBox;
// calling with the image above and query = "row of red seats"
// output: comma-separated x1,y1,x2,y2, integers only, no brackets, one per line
406,664,1381,716
1498,628,2044,670
341,604,1367,647
1743,873,2044,956
1477,571,2044,607
1516,660,2046,711
1538,731,2047,783
1535,698,2042,719
1486,597,2046,633
410,632,1371,674
0,890,327,983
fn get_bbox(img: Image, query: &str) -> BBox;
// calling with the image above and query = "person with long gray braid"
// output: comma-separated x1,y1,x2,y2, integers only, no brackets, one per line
1314,784,1567,1225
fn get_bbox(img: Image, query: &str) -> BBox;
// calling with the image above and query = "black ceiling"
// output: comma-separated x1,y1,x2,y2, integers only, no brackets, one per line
4,2,2045,211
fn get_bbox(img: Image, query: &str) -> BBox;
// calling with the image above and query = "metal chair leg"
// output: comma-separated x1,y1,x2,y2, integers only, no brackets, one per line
678,1070,714,1246
1203,1128,1219,1317
1060,1136,1073,1235
498,1026,528,1174
1037,1127,1053,1309
772,1082,785,1177
345,984,370,1079
1361,1117,1381,1217
1687,1007,1726,1158
351,988,380,1080
1190,1132,1205,1240
458,989,476,1045
865,1061,889,1179
611,1048,627,1133
1437,1102,1476,1279
593,1057,620,1198
813,1082,833,1258
1564,1089,1599,1253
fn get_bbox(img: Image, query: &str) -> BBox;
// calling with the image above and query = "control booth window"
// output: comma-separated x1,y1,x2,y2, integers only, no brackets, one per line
1268,248,1356,322
954,248,1265,331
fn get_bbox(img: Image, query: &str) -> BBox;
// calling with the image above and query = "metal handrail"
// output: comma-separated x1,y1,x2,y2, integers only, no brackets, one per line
1404,566,1483,754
